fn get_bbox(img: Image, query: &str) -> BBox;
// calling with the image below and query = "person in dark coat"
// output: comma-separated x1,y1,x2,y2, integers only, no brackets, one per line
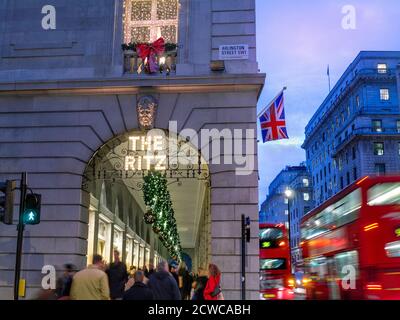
192,268,208,301
56,263,76,299
169,261,179,287
123,270,153,300
106,250,128,300
148,260,181,300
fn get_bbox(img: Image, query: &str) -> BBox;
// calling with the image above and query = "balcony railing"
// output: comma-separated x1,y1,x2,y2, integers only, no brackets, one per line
123,48,177,75
333,126,400,156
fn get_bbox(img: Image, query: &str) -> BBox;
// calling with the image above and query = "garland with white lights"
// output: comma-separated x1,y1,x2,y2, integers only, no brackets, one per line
142,171,182,259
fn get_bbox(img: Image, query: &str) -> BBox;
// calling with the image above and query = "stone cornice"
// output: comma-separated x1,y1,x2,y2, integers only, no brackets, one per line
0,73,266,97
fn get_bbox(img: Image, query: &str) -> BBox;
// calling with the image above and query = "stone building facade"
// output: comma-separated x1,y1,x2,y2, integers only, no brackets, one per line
302,51,400,207
0,0,265,300
259,164,314,268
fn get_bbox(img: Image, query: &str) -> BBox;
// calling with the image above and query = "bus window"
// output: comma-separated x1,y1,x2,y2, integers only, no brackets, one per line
260,227,284,249
368,183,400,206
307,256,328,278
260,258,287,270
385,241,400,258
302,189,361,240
334,250,359,279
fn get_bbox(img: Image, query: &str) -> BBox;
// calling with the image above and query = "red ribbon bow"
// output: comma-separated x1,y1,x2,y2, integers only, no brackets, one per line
137,38,165,73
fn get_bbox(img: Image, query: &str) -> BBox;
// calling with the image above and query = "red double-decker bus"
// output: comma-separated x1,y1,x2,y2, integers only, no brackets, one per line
259,223,294,300
301,176,400,300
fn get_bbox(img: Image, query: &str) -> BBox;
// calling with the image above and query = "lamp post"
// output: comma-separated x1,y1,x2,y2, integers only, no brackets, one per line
284,188,293,274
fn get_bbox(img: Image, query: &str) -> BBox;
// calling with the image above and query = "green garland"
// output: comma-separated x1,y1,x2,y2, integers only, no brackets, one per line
121,42,177,53
143,171,182,259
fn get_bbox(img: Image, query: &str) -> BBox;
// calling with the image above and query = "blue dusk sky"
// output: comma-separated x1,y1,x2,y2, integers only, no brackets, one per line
256,0,400,205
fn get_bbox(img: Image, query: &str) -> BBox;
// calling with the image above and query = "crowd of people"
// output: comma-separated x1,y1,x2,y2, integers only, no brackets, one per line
48,250,224,301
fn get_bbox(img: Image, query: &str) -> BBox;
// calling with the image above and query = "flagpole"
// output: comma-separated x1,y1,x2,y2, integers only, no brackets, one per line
327,65,331,93
257,87,287,118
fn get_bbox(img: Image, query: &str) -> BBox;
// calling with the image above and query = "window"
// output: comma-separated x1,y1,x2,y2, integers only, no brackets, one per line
124,0,179,43
397,120,400,133
346,172,350,186
303,193,310,201
353,167,357,181
373,142,384,156
352,146,356,160
285,210,289,215
303,178,309,187
284,198,289,204
259,227,284,249
372,120,383,132
368,182,400,206
260,259,287,271
380,89,390,101
374,163,386,176
335,251,359,279
377,63,388,74
356,95,360,108
340,176,344,189
398,143,400,156
301,188,361,240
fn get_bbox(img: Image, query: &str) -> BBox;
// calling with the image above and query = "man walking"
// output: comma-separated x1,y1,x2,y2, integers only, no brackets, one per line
148,260,181,300
123,270,153,300
70,254,109,300
106,250,128,300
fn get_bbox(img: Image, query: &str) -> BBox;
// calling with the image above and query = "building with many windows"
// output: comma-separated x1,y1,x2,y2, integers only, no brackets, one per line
259,164,314,267
303,51,400,207
0,0,264,300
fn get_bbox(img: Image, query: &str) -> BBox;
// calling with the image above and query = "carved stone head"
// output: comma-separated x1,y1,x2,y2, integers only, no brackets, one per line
137,95,158,130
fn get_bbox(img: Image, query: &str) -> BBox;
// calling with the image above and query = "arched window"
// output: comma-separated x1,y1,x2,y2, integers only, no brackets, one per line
123,0,179,43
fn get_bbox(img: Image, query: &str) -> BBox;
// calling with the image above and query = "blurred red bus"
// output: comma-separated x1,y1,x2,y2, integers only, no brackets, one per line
301,176,400,300
259,223,294,300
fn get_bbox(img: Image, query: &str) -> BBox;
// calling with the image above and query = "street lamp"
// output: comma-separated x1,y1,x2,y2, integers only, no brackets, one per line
284,187,294,273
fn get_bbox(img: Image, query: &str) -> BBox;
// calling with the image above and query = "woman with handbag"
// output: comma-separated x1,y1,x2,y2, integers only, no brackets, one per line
203,264,222,300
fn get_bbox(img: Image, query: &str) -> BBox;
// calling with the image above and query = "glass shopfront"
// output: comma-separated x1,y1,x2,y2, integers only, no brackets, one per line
97,218,112,263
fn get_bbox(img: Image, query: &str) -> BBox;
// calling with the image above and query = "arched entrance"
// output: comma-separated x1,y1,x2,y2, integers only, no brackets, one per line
82,128,211,272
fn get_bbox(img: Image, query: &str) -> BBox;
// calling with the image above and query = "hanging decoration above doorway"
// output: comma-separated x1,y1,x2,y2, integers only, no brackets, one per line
142,171,182,259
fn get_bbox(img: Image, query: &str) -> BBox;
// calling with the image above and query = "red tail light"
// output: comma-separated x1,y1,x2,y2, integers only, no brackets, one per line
279,241,286,247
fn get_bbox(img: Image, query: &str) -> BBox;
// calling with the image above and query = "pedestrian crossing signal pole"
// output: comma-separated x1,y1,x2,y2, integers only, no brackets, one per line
14,172,27,301
241,215,251,300
14,173,42,300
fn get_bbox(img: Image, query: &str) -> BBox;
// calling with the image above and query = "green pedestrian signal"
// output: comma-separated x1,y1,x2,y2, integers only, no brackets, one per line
23,194,41,225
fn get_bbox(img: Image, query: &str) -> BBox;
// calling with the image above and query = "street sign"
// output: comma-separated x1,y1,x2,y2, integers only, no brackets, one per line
219,44,249,60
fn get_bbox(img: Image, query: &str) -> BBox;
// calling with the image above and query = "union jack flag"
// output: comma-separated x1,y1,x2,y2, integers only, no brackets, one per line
259,91,289,143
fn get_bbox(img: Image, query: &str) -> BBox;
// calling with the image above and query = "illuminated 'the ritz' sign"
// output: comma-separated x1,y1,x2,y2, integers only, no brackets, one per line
124,135,167,171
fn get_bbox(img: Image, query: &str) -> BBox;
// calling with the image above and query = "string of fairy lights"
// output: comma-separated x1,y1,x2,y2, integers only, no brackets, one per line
123,0,179,44
142,171,182,259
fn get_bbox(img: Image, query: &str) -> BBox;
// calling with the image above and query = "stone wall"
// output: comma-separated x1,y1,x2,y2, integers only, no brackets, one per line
0,75,264,299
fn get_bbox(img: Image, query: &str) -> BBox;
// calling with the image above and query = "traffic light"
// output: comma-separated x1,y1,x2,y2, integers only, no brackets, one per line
245,216,251,243
22,194,41,225
0,180,16,225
